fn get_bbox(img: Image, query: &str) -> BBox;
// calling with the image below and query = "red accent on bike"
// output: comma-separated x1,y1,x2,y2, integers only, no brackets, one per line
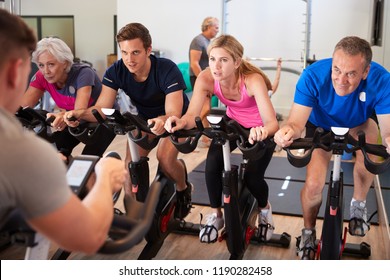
316,238,321,260
340,227,348,257
224,195,230,204
329,206,338,216
161,204,174,232
245,226,256,245
218,230,226,242
132,184,138,193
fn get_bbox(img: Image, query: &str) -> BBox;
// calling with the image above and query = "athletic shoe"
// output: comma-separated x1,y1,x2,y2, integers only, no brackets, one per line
174,182,193,220
297,228,316,260
257,204,275,241
199,213,224,243
349,199,370,236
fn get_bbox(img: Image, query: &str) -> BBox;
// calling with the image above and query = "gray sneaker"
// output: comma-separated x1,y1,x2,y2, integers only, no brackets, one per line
297,228,316,260
349,200,370,236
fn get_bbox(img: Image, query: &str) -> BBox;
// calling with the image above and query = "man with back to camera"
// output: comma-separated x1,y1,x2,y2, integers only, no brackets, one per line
65,22,193,220
274,36,390,260
0,8,127,255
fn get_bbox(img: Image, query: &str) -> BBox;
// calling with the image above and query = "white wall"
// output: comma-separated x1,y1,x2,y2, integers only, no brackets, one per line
117,0,389,115
20,0,117,78
17,0,389,116
116,0,223,64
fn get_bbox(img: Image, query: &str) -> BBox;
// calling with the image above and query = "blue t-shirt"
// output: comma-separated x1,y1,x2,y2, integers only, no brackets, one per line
102,55,189,120
294,58,390,130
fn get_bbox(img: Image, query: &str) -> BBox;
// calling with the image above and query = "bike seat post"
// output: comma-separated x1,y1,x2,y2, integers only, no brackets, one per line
222,140,232,172
127,132,140,162
330,127,349,182
332,154,342,182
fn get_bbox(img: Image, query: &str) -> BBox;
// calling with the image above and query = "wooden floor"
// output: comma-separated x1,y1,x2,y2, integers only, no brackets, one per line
0,134,389,260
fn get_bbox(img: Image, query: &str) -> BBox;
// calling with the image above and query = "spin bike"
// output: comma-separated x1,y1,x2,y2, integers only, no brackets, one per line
285,127,390,259
15,106,109,162
0,150,164,259
170,115,291,260
95,108,200,260
15,106,58,142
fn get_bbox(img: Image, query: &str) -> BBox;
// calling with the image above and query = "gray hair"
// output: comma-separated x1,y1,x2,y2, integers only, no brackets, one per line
32,37,74,72
201,17,218,32
334,36,372,69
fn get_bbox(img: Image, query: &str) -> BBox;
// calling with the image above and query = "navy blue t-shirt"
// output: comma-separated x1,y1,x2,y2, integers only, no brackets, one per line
102,55,189,120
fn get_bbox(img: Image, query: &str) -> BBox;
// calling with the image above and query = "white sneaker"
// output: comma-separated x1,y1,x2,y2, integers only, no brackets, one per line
257,204,275,241
199,213,224,243
349,199,370,236
297,228,316,260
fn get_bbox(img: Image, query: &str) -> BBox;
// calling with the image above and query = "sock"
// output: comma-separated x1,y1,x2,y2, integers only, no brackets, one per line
261,209,269,215
351,198,366,207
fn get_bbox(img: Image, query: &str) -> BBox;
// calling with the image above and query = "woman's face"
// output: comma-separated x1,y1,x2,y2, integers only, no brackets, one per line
37,51,67,84
208,47,238,81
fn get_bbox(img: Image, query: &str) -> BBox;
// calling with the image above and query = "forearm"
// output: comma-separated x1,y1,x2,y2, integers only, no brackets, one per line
80,176,115,252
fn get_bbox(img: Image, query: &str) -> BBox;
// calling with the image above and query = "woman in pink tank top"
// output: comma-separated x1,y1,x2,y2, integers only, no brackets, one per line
165,35,279,243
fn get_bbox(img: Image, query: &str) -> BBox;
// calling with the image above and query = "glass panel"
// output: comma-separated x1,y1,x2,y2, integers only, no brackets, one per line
22,17,39,39
41,17,75,55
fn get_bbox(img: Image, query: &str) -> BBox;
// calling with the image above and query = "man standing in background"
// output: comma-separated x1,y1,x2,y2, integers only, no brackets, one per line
189,17,219,88
189,17,219,147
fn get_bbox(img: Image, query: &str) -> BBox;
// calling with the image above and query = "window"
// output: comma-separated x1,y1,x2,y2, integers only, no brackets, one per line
22,16,75,55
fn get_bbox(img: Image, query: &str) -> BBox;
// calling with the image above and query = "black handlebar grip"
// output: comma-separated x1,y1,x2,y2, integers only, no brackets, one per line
92,109,105,124
46,115,55,124
67,116,78,122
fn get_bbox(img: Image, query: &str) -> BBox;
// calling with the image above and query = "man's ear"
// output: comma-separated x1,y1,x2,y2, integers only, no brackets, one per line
6,58,23,89
146,46,153,56
362,64,371,80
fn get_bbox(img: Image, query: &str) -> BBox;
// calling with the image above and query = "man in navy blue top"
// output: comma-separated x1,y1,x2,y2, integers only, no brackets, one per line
66,22,192,220
274,36,390,260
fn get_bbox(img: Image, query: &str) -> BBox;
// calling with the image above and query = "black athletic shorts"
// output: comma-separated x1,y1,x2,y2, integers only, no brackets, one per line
305,112,378,137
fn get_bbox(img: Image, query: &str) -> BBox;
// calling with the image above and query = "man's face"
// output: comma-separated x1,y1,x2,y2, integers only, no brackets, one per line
331,49,370,96
118,38,151,75
209,23,219,39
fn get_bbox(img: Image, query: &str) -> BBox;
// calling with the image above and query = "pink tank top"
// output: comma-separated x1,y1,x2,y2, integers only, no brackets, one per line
213,77,263,128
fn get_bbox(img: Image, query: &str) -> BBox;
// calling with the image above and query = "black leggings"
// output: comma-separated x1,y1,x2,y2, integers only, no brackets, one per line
205,138,275,209
54,125,116,158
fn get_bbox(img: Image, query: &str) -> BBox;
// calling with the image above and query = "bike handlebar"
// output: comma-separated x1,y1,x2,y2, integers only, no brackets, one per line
93,109,170,150
170,115,272,161
284,127,390,174
15,107,57,142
